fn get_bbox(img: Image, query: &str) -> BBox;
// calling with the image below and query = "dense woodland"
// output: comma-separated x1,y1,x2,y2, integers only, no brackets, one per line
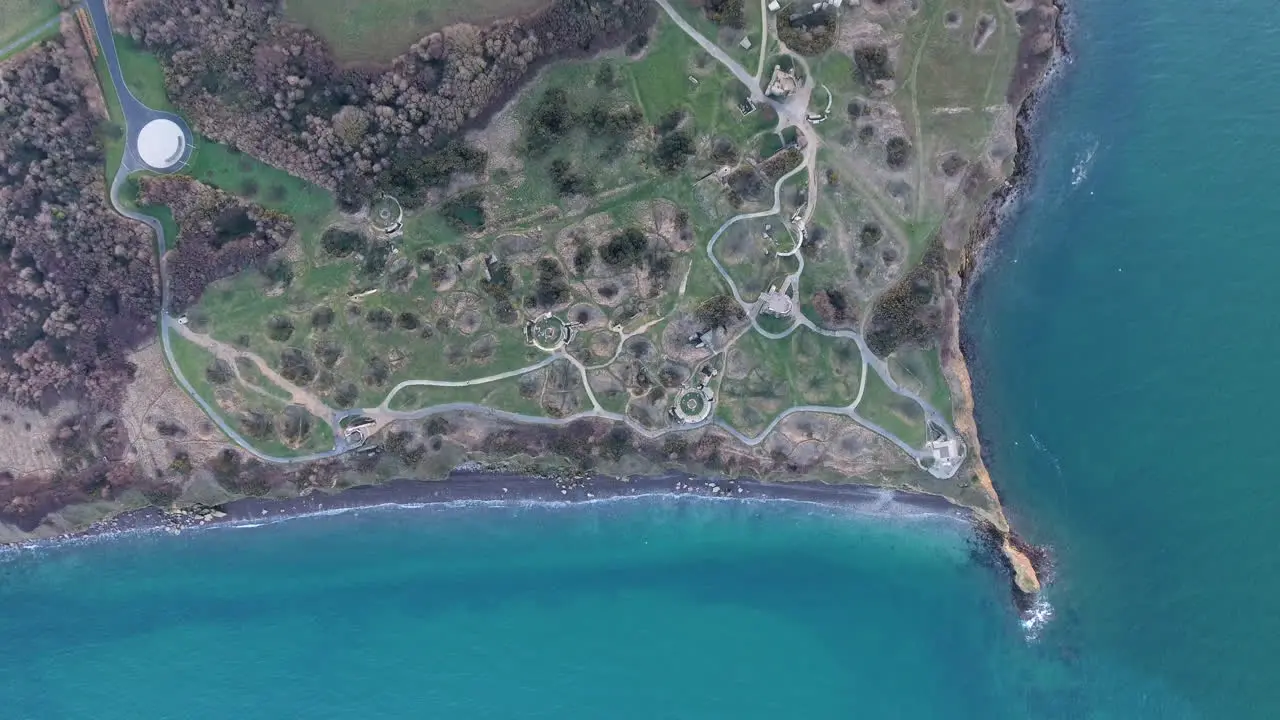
112,0,654,209
0,40,158,410
139,176,295,310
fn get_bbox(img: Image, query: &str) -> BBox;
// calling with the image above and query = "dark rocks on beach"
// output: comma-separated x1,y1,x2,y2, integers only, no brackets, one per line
971,520,1051,613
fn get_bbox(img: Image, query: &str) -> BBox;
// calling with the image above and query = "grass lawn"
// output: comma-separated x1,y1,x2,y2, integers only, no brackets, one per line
786,328,862,406
716,329,804,434
385,375,544,415
169,333,334,456
0,0,59,55
184,140,336,237
283,0,548,65
889,347,953,423
857,368,926,449
118,175,180,245
169,332,221,405
667,0,760,71
113,34,176,112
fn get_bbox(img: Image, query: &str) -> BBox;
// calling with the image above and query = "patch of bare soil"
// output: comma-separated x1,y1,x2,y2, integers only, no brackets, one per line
0,400,72,475
774,414,904,476
118,343,231,473
429,261,460,292
433,292,484,335
626,392,667,431
541,360,585,417
660,314,720,365
644,199,694,252
835,16,898,57
494,232,546,267
587,368,628,407
467,334,500,365
588,331,618,360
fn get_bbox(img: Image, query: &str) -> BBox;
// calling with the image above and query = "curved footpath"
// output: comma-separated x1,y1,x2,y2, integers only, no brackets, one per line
88,0,345,464
92,0,964,478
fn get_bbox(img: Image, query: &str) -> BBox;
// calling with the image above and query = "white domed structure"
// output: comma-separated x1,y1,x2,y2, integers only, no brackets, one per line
137,119,185,169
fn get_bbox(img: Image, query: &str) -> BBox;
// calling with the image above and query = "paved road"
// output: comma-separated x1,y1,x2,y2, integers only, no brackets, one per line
88,1,346,464
109,170,349,464
657,0,965,477
83,0,192,172
0,15,60,60
654,0,763,99
92,0,963,474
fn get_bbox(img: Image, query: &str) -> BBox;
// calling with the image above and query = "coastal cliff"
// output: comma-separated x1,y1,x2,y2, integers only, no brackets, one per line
946,0,1069,599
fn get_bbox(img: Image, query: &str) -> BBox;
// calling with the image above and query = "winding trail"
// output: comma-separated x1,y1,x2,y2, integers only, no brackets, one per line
657,0,964,476
89,3,345,464
92,0,964,477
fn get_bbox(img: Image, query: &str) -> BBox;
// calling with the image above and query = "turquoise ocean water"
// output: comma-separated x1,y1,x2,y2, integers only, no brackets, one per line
966,0,1280,715
4,0,1277,716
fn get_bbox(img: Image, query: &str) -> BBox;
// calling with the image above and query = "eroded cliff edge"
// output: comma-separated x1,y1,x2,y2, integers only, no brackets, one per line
945,0,1068,598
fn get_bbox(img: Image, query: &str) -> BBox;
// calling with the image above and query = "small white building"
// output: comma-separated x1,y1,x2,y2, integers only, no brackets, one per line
739,36,753,50
767,0,781,11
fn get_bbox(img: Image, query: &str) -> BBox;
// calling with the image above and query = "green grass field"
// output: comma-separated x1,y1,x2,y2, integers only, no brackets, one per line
857,368,927,449
91,52,126,181
185,140,336,235
0,0,59,57
169,333,222,407
283,0,549,65
118,176,180,245
95,6,974,459
889,348,953,423
169,334,334,456
114,35,175,112
385,375,544,415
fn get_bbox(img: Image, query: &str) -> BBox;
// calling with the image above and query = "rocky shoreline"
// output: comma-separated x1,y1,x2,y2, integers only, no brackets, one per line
946,0,1072,602
15,471,976,546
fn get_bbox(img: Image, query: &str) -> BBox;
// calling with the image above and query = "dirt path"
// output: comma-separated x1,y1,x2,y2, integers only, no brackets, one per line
172,324,337,422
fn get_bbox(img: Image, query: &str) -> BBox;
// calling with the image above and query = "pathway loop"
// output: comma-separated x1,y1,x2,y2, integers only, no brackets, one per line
91,0,965,477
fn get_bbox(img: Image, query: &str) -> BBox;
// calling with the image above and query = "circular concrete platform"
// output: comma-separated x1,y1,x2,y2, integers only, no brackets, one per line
137,118,185,170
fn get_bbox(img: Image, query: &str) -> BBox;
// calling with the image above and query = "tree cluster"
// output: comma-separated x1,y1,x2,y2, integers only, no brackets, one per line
140,176,295,310
533,257,571,308
865,241,946,355
652,128,695,173
598,227,649,268
112,0,653,208
696,294,746,331
777,9,838,55
701,0,746,27
885,136,911,170
0,39,159,410
853,46,894,91
759,147,803,181
523,83,643,192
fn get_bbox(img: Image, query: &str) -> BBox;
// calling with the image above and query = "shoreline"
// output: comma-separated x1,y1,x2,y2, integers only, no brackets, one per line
945,0,1071,601
12,472,976,547
0,1,1070,614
